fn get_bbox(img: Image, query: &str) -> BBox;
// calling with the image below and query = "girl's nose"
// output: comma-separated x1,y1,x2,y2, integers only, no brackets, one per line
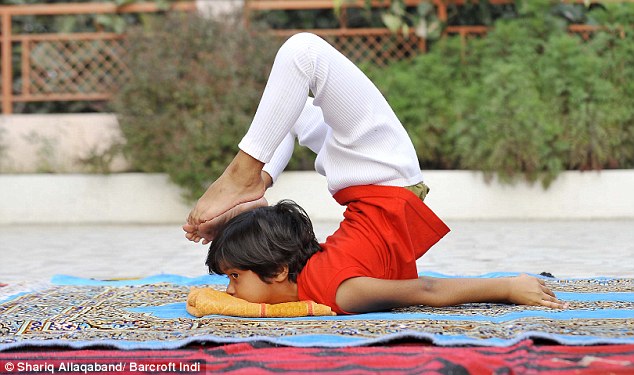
226,283,235,296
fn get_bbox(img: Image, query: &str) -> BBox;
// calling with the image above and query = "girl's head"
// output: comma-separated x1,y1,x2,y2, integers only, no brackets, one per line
206,200,321,285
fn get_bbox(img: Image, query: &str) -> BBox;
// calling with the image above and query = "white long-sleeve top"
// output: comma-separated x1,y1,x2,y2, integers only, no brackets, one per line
238,33,423,195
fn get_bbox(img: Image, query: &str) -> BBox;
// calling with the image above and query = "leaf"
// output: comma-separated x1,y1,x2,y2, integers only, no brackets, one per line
95,14,127,33
381,13,403,33
156,0,172,11
112,16,127,34
401,23,410,37
415,19,427,38
57,17,77,33
95,14,113,28
390,0,405,17
115,0,137,7
426,20,442,40
417,2,434,17
552,4,586,24
333,0,344,18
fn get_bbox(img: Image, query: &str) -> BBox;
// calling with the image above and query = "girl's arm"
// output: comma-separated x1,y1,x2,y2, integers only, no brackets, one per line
335,273,568,313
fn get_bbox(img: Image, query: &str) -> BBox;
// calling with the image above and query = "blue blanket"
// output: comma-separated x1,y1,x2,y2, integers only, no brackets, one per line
1,273,632,350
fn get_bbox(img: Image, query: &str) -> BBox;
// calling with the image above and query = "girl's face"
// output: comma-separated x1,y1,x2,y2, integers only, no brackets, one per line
223,268,278,304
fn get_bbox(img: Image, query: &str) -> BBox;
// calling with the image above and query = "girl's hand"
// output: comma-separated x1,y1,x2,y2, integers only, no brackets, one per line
183,197,268,245
507,274,569,309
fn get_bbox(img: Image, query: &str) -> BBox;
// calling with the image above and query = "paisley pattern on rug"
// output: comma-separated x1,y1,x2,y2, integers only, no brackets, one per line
1,274,633,350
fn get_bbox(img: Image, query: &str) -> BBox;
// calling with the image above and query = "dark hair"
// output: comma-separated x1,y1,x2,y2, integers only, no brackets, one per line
206,200,322,283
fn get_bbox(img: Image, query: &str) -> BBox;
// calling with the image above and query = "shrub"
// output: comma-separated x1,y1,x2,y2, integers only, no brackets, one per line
368,1,634,186
114,2,634,197
366,38,466,170
590,3,634,168
112,13,280,201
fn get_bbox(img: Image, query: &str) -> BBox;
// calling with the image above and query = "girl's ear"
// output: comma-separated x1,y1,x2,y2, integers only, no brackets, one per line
273,266,289,282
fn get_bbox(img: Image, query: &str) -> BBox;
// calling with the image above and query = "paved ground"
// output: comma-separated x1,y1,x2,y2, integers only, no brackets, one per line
1,220,633,284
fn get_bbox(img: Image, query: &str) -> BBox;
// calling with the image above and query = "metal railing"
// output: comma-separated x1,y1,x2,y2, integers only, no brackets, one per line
0,1,196,114
245,0,429,67
0,0,622,114
244,0,609,64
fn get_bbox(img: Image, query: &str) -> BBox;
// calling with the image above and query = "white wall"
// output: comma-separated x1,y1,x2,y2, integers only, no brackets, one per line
263,170,634,221
1,170,632,224
0,114,128,173
419,170,634,220
1,114,633,223
0,174,189,224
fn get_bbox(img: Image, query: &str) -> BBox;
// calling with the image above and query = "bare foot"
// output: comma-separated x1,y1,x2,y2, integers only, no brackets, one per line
188,151,265,225
183,197,269,245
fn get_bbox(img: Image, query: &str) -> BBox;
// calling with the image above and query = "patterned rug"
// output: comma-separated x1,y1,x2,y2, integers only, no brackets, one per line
1,273,633,351
2,341,634,374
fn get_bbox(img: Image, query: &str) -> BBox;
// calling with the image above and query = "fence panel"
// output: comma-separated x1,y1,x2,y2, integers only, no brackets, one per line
243,0,618,68
246,0,429,67
1,1,627,114
0,1,196,114
19,33,127,102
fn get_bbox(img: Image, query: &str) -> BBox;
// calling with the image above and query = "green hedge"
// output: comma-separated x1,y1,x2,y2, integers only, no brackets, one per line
367,2,634,186
114,4,634,201
112,13,280,201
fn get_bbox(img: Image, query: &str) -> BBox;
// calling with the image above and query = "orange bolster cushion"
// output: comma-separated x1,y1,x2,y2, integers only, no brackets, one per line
187,287,336,318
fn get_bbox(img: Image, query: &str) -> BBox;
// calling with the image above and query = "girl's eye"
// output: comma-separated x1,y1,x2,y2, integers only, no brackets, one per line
230,273,239,280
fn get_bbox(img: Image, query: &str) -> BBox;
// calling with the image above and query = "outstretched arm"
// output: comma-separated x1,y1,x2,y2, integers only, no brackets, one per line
335,273,568,314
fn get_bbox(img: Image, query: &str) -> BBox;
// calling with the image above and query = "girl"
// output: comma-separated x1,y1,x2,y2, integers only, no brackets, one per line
183,33,567,314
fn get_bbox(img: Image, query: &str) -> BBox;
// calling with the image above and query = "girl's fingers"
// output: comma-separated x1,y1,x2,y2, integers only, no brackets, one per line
541,295,568,309
543,300,563,309
542,285,556,298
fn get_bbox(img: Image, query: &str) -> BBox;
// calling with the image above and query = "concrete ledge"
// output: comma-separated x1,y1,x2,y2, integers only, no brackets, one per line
421,170,634,220
1,170,632,224
0,174,190,224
